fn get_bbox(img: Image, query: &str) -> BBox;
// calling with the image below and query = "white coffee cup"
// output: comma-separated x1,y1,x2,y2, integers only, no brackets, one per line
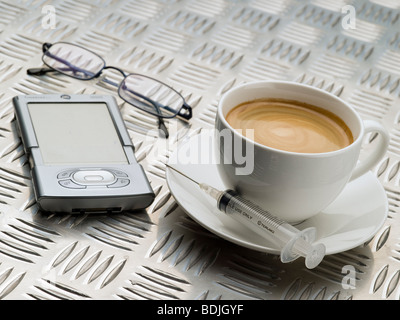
215,81,389,223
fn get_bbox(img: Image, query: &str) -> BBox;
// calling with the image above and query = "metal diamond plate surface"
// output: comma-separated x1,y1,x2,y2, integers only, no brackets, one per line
0,0,399,300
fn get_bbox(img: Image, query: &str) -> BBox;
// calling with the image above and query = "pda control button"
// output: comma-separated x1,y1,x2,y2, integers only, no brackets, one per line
73,170,116,185
108,169,128,177
57,170,76,179
59,179,86,189
84,175,104,182
107,178,130,188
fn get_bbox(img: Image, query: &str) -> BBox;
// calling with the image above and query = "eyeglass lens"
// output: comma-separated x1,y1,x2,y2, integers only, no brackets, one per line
119,75,184,118
43,42,105,80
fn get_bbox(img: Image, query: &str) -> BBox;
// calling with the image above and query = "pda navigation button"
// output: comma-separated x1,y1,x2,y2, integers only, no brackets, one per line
107,178,130,188
73,170,116,185
59,179,86,189
57,170,75,179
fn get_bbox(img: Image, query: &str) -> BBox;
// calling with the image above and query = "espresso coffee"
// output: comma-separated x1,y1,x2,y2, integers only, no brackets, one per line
226,98,353,153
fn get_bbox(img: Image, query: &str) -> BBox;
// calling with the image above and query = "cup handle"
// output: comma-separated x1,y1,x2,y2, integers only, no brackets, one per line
350,119,389,181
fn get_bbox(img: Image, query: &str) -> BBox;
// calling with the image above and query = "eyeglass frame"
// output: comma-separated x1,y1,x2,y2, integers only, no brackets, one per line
27,42,193,137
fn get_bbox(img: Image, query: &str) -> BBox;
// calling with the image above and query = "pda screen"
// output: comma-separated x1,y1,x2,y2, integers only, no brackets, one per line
28,103,128,165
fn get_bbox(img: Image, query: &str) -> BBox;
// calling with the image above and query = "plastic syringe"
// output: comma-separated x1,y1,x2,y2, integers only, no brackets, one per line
167,164,326,269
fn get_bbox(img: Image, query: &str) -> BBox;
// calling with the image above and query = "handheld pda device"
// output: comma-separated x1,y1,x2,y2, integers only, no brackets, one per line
13,94,155,213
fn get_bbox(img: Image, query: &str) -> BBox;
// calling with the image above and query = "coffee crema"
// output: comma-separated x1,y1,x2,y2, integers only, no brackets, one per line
226,98,354,153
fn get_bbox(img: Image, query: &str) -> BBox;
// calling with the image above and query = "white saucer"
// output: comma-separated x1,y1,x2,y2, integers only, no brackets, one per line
166,134,388,255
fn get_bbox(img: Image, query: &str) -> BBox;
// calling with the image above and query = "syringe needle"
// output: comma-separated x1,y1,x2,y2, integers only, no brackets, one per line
165,164,223,200
166,164,200,185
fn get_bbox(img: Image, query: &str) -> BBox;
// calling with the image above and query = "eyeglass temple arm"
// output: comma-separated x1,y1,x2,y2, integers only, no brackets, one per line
178,102,192,120
43,42,52,52
27,67,55,76
27,65,94,79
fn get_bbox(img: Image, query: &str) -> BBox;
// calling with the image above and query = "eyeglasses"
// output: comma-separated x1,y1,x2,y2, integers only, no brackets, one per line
27,42,193,138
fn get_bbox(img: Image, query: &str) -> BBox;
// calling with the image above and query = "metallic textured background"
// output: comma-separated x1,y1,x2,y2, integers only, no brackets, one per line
0,0,399,300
